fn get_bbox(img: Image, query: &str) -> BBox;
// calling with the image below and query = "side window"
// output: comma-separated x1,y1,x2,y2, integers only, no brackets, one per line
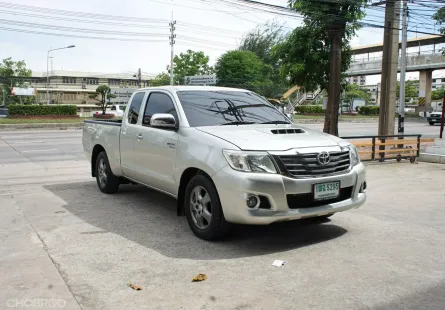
127,92,145,124
142,92,178,125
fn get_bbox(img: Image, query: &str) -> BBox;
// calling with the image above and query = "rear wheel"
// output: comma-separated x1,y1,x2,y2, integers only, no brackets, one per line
96,151,120,194
184,175,229,240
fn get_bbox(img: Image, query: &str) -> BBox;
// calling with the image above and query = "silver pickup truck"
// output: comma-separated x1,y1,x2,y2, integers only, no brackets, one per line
83,86,366,239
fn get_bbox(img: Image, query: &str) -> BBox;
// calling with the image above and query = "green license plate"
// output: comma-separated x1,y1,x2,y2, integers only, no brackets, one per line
314,181,340,200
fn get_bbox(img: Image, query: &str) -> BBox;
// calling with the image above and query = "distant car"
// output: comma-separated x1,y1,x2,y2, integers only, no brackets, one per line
427,112,443,125
108,105,126,117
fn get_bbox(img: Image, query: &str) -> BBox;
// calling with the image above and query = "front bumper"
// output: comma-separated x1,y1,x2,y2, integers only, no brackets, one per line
427,117,441,122
212,163,366,225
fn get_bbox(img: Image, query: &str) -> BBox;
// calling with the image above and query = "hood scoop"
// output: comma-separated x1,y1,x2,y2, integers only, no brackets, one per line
271,128,305,135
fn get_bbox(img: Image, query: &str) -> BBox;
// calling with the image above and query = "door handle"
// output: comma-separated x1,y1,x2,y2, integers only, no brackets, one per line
137,134,143,140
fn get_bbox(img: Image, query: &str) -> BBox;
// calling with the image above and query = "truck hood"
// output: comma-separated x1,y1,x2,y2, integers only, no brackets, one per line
196,124,345,151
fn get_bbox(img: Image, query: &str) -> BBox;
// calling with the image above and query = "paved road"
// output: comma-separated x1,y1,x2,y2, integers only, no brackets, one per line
1,129,445,310
300,121,441,138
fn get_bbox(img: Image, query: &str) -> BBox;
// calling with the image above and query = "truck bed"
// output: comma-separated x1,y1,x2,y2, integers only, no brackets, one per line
84,119,122,126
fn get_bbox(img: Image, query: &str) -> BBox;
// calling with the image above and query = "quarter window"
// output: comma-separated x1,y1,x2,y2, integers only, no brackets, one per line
127,92,145,124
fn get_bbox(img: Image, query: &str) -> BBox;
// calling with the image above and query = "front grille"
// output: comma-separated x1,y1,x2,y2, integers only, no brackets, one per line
287,186,353,209
273,150,351,177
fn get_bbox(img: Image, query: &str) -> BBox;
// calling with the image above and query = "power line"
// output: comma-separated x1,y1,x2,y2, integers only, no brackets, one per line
0,19,169,37
0,26,169,43
0,1,169,23
0,9,170,28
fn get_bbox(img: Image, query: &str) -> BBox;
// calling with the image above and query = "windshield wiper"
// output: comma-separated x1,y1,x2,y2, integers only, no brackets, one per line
261,120,291,124
220,121,257,126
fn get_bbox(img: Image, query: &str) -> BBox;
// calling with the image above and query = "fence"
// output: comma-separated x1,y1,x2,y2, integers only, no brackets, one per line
341,134,430,163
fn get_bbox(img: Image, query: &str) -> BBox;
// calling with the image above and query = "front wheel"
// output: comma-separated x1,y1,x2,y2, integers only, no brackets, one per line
184,175,230,240
429,122,435,125
96,151,120,194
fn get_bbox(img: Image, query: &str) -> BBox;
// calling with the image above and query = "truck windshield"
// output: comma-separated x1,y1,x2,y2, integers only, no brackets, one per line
176,90,290,127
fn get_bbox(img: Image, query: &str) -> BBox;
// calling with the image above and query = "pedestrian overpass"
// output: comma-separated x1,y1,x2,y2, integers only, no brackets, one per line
346,53,445,76
346,35,445,111
347,35,445,76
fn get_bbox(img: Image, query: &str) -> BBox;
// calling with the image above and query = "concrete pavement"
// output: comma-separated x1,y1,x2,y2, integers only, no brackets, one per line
1,130,445,309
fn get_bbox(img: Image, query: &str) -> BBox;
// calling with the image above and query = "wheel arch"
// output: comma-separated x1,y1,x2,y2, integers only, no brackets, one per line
177,167,216,216
91,144,106,177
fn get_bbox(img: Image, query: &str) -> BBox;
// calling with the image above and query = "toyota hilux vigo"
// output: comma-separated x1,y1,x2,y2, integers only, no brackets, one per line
83,86,367,239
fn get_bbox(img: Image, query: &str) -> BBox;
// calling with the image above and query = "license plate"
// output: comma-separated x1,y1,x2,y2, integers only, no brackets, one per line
314,181,340,200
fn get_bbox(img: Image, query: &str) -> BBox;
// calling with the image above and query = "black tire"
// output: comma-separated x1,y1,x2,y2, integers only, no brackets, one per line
429,122,435,125
184,175,230,240
95,151,120,194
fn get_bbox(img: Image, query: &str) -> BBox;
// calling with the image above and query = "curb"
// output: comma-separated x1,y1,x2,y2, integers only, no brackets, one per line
0,122,83,130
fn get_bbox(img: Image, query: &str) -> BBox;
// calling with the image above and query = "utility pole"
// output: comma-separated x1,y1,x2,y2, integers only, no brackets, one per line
378,0,400,137
398,0,408,135
133,68,142,87
169,17,176,86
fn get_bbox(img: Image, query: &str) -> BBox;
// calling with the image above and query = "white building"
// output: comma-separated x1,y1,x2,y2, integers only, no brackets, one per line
347,75,366,86
23,70,155,116
360,83,380,105
432,77,445,90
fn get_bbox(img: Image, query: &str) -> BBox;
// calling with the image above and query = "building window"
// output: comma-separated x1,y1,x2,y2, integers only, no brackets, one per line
63,93,76,100
109,79,121,85
63,77,76,84
87,78,99,85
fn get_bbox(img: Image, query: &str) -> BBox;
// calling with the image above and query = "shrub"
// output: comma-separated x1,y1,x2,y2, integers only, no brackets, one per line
358,105,379,115
8,104,77,116
294,105,324,114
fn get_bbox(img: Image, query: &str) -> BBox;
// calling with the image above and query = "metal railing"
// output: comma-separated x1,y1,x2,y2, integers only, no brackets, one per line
352,49,441,63
341,134,422,163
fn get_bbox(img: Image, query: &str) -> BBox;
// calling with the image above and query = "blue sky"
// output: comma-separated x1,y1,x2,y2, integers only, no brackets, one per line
0,0,443,84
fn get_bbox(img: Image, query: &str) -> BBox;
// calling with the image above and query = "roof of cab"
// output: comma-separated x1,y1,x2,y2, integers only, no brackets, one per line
135,86,249,92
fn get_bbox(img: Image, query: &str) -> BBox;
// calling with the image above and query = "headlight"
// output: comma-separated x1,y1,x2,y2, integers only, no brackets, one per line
349,145,360,166
222,150,277,173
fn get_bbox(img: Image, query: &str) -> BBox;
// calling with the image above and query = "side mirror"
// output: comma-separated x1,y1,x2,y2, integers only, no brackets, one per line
150,113,177,129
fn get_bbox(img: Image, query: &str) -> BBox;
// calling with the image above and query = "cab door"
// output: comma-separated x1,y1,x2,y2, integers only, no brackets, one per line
132,91,180,194
120,91,146,179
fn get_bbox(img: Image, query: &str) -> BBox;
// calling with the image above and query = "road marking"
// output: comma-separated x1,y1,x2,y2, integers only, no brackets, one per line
21,149,58,153
12,141,44,144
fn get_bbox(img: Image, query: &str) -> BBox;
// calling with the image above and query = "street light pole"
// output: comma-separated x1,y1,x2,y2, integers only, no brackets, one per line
46,45,75,104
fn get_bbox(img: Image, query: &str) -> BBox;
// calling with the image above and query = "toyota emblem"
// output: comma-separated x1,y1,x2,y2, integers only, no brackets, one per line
317,151,330,165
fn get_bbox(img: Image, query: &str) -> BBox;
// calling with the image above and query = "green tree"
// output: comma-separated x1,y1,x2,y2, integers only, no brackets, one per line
432,87,445,101
396,80,418,100
344,84,370,104
433,7,445,55
150,72,170,86
89,85,116,115
280,0,367,135
273,26,352,92
170,50,214,84
215,50,273,96
0,57,32,105
240,22,289,98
